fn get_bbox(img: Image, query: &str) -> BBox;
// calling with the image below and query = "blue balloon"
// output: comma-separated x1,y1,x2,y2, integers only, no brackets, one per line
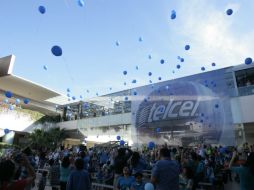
132,79,137,84
86,90,89,93
80,95,83,99
123,70,127,75
176,64,181,69
38,6,46,14
215,104,219,108
148,54,152,59
120,140,125,146
148,141,155,149
201,67,205,71
51,45,62,56
245,57,252,65
148,72,152,76
115,41,120,46
72,96,76,100
171,10,176,19
9,105,14,110
177,56,181,60
96,92,99,96
4,128,10,134
160,59,165,64
24,98,30,104
78,0,85,7
185,45,190,50
180,58,184,62
68,98,71,101
124,96,128,101
5,91,13,98
109,87,112,91
149,80,152,84
212,62,216,67
67,94,71,97
226,9,233,15
158,77,162,81
15,99,20,104
135,66,139,70
67,88,71,92
139,37,143,42
144,183,154,190
133,91,137,96
117,136,121,140
43,65,47,70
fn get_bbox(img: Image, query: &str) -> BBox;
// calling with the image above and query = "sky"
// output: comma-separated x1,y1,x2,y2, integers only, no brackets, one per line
0,0,253,100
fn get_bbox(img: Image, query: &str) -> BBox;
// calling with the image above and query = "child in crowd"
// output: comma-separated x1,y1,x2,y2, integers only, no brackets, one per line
117,167,135,190
131,172,145,190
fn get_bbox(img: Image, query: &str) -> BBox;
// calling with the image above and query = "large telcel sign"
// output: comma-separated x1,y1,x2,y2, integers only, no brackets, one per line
131,69,235,146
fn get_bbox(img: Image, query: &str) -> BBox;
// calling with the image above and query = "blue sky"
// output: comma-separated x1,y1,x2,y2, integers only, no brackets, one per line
0,0,253,99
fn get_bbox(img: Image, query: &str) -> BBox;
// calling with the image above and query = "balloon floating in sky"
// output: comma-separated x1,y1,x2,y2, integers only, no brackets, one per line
132,79,137,84
120,140,125,146
96,92,99,96
124,82,127,86
176,64,181,69
133,91,137,96
5,91,13,98
245,57,252,65
80,95,83,99
148,54,152,59
23,98,30,105
15,99,20,105
43,65,47,70
226,9,233,16
212,62,216,67
4,128,10,134
171,10,176,19
116,136,121,141
149,80,152,83
158,77,162,81
185,45,190,50
77,0,85,7
86,90,89,93
115,41,120,46
123,70,127,75
124,96,128,101
160,59,165,64
67,88,71,92
51,45,62,56
139,37,143,42
72,96,76,100
180,58,184,62
38,6,46,14
215,104,219,108
201,67,205,71
136,66,139,70
148,72,152,76
109,87,112,91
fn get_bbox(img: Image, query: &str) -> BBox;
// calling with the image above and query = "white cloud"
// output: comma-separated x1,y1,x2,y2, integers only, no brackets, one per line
176,0,254,68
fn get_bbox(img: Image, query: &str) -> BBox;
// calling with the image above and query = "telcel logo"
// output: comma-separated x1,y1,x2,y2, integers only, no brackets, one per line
147,100,199,122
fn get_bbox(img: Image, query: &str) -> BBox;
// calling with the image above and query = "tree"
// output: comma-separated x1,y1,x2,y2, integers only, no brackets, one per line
28,128,67,150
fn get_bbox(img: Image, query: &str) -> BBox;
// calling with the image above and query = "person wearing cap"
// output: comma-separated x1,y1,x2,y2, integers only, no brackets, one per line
151,148,180,190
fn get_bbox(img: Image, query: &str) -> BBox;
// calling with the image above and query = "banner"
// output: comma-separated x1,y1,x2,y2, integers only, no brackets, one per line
131,68,235,146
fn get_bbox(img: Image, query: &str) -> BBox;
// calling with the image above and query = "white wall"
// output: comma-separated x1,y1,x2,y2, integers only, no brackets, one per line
231,95,254,123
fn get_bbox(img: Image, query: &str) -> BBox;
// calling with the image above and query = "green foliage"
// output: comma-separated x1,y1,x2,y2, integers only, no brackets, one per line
28,128,67,150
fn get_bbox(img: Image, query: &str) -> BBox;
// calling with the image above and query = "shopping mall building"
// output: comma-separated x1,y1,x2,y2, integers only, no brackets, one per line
1,55,254,147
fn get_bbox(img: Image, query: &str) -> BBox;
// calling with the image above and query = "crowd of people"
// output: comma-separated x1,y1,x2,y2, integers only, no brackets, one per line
1,142,254,190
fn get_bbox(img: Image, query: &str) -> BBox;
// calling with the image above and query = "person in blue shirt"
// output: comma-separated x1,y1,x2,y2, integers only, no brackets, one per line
117,167,135,190
66,157,91,190
229,151,254,190
151,147,180,190
60,156,73,190
131,172,145,190
129,152,147,174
